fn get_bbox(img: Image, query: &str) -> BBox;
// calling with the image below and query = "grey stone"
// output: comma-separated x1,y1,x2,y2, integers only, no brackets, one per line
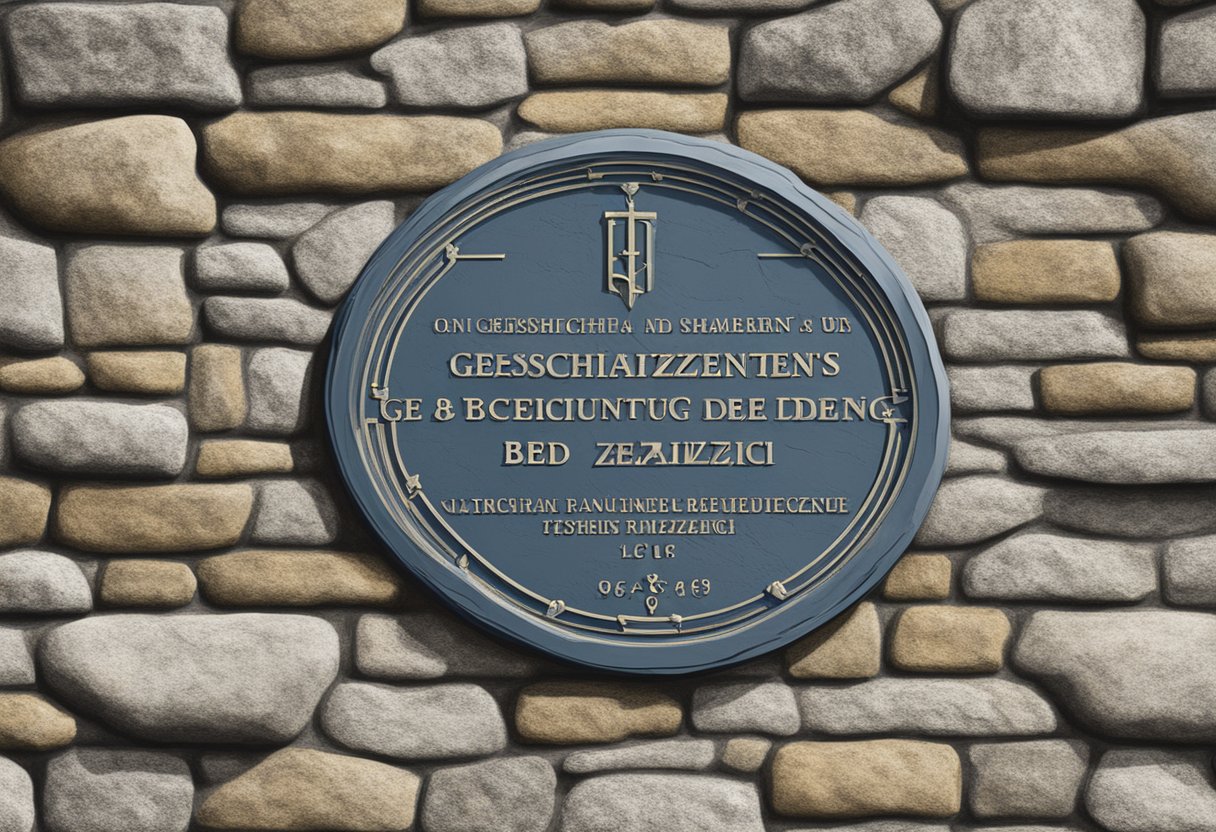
0,756,33,832
799,678,1058,736
968,740,1088,819
940,184,1164,243
964,533,1155,603
247,348,315,435
915,475,1045,546
1158,7,1216,97
7,3,240,110
422,757,555,832
1165,535,1216,606
40,613,339,743
221,203,335,239
0,231,62,350
65,245,193,348
561,774,764,832
13,401,187,477
670,0,814,12
1086,749,1216,832
942,310,1130,361
322,682,507,760
949,0,1145,118
860,197,967,301
291,201,395,304
948,366,1037,413
0,551,91,615
252,479,338,546
371,24,528,108
193,243,289,293
0,630,34,686
691,681,799,735
248,65,387,108
740,0,941,102
1015,610,1216,741
356,612,540,679
956,416,1203,447
563,740,716,774
43,748,192,832
786,826,949,832
506,131,555,151
1047,487,1216,539
1015,429,1216,484
203,298,331,345
945,439,1007,476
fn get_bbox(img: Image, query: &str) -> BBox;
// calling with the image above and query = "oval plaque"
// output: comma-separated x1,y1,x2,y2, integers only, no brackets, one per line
327,130,949,674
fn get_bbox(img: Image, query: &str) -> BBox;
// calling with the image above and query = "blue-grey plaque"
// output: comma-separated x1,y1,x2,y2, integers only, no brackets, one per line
326,130,949,675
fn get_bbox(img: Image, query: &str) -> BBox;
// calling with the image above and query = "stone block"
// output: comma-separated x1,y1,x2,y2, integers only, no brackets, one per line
516,682,681,744
786,602,881,679
972,239,1120,303
890,606,1010,672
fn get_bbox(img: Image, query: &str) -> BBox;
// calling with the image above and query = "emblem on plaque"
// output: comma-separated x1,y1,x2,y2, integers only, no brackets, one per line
604,182,656,310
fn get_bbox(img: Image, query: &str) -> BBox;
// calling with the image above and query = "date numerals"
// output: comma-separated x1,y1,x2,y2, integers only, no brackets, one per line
597,573,711,616
619,542,676,559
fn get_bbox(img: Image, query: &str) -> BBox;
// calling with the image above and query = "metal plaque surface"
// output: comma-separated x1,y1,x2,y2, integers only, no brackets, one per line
327,130,949,674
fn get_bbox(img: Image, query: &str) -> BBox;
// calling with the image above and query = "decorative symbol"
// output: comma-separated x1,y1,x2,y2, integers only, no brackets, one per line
766,580,790,601
404,473,422,498
645,595,660,615
546,599,566,618
604,183,657,310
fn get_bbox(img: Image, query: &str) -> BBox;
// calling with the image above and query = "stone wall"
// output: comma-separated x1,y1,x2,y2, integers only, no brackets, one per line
0,0,1215,829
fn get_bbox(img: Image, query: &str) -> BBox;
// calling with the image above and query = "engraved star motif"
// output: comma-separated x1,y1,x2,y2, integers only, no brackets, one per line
405,474,422,497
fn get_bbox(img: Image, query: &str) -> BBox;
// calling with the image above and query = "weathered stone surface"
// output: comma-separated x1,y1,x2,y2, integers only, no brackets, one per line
948,366,1037,413
516,682,681,744
189,345,246,432
691,681,799,735
1158,6,1216,97
563,739,714,774
942,310,1129,361
1126,232,1216,328
0,116,215,236
0,231,62,350
1048,486,1216,539
200,550,400,607
966,533,1155,603
519,92,726,133
0,630,34,686
736,110,967,186
8,4,240,110
1086,749,1216,831
721,738,771,773
1165,535,1216,606
668,0,806,10
13,401,187,478
1017,610,1216,740
1140,334,1216,362
0,477,51,548
562,774,763,832
0,551,91,615
44,748,193,832
940,183,1163,243
916,476,1045,546
323,682,506,759
203,112,501,195
0,756,33,832
194,243,289,294
1041,362,1194,415
204,298,331,346
420,0,540,16
1015,429,1216,484
56,484,253,553
740,0,941,102
67,245,193,348
889,64,939,118
978,112,1216,222
949,0,1144,118
772,740,961,818
890,606,1010,673
0,357,84,395
42,614,338,743
292,202,395,304
800,678,1058,736
222,202,335,239
252,480,337,545
423,757,555,832
247,348,315,434
945,439,1007,476
88,352,185,396
786,602,880,679
236,0,405,59
973,239,1119,303
99,561,196,609
884,555,951,600
0,694,76,751
248,65,387,108
197,748,419,831
357,612,537,679
969,740,1087,819
526,20,729,86
371,24,526,108
860,197,967,301
196,440,294,479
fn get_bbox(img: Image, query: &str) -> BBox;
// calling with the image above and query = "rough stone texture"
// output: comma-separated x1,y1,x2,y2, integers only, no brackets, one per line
1126,232,1216,328
736,111,967,186
526,21,730,86
949,0,1145,118
786,602,881,679
1013,429,1216,484
371,24,527,108
87,352,186,396
420,0,540,16
1165,535,1216,606
0,231,62,350
194,243,289,294
516,682,682,744
199,550,400,607
916,475,1045,546
941,183,1164,243
965,533,1156,603
945,439,1007,476
562,774,763,832
248,65,387,109
0,477,51,548
1047,487,1216,539
41,614,339,743
0,756,33,832
0,358,84,395
236,0,406,59
947,366,1037,413
771,741,961,818
1016,610,1216,740
66,245,193,348
721,738,771,773
252,480,337,545
203,112,501,195
222,203,335,239
889,64,939,118
519,92,727,133
99,561,196,609
247,348,315,433
196,440,294,478
43,748,193,832
0,551,92,615
1086,749,1216,832
0,694,76,751
890,606,1010,673
204,298,331,346
1040,363,1195,415
1140,334,1216,362
942,311,1129,361
356,612,538,679
860,197,967,301
0,116,215,236
7,4,240,110
422,757,555,832
691,681,799,735
292,202,395,304
197,748,419,831
884,555,951,600
969,740,1087,818
322,682,507,759
563,739,715,774
973,240,1120,303
1158,7,1216,97
189,345,246,432
13,401,188,478
0,630,35,686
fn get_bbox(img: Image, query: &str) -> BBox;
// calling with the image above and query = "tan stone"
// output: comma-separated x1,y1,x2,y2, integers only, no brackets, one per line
0,693,76,751
203,112,501,196
556,0,653,9
197,440,294,478
56,484,253,553
100,560,196,608
419,0,539,16
0,357,84,394
88,351,186,395
197,747,419,830
190,345,246,432
0,116,215,236
977,112,1216,222
737,110,967,187
1139,334,1216,362
772,740,961,818
825,192,857,215
722,737,771,773
526,21,730,86
236,0,405,59
884,554,952,601
1125,232,1216,328
516,682,682,744
519,92,727,134
1041,362,1196,415
890,606,1010,673
199,550,403,607
0,476,51,548
889,64,939,118
973,240,1120,304
66,246,194,348
786,602,880,679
